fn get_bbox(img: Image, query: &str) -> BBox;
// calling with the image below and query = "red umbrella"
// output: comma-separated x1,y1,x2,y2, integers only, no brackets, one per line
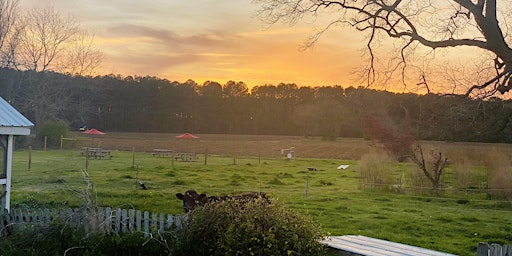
82,128,105,135
175,133,199,139
175,133,199,153
82,128,106,148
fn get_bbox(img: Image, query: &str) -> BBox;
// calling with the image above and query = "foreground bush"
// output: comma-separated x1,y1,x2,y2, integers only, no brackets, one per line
0,221,178,256
177,197,328,256
0,200,327,255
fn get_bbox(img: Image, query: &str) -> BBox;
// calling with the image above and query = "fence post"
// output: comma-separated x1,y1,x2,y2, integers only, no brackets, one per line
144,211,149,236
152,212,157,232
106,207,112,235
159,213,164,232
115,208,121,234
204,148,208,165
28,145,32,171
132,147,135,167
121,209,127,234
129,209,135,232
491,244,503,256
504,245,511,255
136,210,142,232
98,207,105,232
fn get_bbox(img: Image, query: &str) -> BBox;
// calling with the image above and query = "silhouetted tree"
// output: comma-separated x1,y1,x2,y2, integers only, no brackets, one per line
256,0,512,98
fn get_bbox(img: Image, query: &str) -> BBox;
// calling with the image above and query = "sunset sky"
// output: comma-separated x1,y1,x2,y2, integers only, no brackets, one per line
20,0,369,88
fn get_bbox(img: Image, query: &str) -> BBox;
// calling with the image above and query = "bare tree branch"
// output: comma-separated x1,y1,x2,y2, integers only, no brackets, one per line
255,0,512,97
0,0,20,68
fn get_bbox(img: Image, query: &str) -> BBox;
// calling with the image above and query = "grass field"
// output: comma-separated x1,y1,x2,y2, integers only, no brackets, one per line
9,133,512,255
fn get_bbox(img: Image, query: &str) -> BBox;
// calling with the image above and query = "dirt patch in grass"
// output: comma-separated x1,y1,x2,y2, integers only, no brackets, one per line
74,132,371,159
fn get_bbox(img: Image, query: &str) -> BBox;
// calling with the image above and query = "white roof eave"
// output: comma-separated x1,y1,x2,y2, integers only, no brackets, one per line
0,126,32,135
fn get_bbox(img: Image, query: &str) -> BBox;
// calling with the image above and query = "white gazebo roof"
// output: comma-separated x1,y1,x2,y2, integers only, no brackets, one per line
0,97,33,135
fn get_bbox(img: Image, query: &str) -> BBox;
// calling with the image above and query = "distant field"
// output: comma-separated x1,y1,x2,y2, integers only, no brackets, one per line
12,133,512,255
71,132,373,159
71,132,512,162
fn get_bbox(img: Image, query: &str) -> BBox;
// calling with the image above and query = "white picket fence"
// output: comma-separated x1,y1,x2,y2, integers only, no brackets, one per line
0,207,186,237
478,242,512,256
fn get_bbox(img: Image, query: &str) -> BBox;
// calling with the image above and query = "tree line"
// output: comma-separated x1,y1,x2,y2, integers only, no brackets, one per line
1,68,511,143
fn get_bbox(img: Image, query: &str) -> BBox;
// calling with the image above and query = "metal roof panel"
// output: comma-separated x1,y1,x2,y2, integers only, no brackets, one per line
0,96,34,128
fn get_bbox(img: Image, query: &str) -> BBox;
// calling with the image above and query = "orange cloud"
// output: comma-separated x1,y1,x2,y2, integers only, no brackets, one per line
20,0,371,88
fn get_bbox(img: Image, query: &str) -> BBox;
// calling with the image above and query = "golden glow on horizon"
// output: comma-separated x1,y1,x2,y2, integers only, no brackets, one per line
20,0,366,88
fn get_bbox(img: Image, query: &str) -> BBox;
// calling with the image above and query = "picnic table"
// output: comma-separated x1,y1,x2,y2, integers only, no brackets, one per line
174,152,198,162
80,147,112,160
151,149,173,157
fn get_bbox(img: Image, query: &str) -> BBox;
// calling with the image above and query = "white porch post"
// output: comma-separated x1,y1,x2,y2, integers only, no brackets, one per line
3,135,13,212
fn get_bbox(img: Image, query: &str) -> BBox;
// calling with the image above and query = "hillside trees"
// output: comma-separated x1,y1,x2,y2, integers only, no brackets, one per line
255,0,512,98
0,68,511,142
223,81,250,134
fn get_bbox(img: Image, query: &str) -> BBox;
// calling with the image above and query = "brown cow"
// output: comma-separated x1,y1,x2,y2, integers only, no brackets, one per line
175,190,269,213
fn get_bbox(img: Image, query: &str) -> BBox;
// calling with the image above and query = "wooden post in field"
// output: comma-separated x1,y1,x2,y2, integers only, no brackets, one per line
85,147,89,171
204,148,208,165
135,165,139,190
171,152,175,167
60,135,63,150
28,145,32,171
44,136,47,151
305,174,309,200
132,147,135,167
233,154,236,165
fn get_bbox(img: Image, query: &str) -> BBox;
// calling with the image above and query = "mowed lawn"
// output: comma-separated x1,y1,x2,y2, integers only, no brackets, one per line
8,135,512,256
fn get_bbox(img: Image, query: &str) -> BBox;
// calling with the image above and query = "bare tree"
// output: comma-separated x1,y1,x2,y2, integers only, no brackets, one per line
409,145,448,193
255,0,512,97
0,0,20,68
6,4,103,131
16,5,79,72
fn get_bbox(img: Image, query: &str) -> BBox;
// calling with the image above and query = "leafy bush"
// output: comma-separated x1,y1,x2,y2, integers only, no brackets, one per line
37,120,70,149
177,197,327,256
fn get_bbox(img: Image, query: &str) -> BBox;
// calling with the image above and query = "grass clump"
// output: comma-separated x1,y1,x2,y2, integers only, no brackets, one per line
358,151,394,191
268,177,285,185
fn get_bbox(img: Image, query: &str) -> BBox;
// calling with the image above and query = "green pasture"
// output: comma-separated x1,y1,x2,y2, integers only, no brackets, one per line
9,149,512,256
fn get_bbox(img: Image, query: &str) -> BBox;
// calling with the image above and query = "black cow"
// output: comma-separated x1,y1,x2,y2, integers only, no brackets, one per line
175,190,208,213
175,190,269,213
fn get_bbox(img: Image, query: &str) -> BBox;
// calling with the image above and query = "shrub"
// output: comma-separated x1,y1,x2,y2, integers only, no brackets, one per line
363,115,415,162
177,198,327,256
37,120,70,149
